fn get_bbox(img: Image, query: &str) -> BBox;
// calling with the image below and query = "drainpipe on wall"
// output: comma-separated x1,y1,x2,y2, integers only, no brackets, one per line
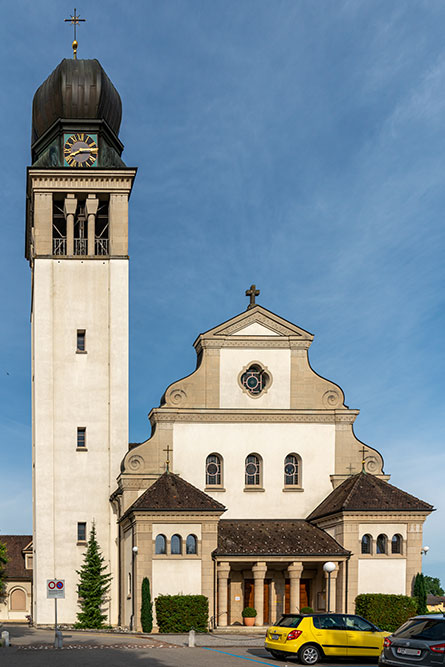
345,556,350,614
212,554,216,630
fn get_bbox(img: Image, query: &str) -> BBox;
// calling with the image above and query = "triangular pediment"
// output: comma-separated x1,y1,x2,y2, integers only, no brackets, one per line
196,305,314,341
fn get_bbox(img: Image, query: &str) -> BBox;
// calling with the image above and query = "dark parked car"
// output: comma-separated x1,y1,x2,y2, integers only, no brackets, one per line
379,615,445,667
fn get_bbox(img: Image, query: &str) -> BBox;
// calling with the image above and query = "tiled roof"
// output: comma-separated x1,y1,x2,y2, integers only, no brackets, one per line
125,472,226,514
215,520,349,556
307,472,433,521
1,535,32,580
427,595,445,605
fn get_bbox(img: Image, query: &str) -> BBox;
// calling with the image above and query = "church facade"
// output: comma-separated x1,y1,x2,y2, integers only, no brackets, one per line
25,55,432,629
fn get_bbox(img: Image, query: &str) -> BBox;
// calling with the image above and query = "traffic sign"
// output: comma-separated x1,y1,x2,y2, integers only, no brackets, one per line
47,579,65,599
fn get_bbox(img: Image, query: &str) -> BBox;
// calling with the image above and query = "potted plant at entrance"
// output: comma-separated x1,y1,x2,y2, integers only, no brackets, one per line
242,607,257,626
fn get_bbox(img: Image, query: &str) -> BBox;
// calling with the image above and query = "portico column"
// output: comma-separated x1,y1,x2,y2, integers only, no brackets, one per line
217,562,230,627
288,562,303,613
252,562,267,626
324,565,338,612
64,194,77,256
86,195,99,255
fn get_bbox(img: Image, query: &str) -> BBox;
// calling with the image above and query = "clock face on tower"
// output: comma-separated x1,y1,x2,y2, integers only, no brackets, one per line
63,133,98,167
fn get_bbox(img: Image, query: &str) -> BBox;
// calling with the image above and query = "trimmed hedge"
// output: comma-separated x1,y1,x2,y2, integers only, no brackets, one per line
355,594,418,633
155,594,208,633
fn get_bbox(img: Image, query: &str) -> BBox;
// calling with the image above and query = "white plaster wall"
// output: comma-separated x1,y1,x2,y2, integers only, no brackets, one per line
32,258,128,625
219,348,290,409
173,422,335,518
152,561,202,599
358,524,407,540
358,559,407,595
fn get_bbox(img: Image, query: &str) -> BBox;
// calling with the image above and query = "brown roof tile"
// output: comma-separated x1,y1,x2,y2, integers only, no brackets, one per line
307,472,433,521
125,472,226,514
215,520,349,557
1,535,32,580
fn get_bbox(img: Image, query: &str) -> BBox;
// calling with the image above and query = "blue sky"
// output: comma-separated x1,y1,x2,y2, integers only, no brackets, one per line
1,1,444,581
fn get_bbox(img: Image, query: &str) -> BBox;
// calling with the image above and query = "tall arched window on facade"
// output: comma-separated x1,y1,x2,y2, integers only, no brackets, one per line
206,454,222,486
171,534,182,555
186,534,197,554
391,534,402,554
155,534,166,554
361,534,372,554
376,534,387,554
284,454,300,486
10,588,26,611
245,454,262,486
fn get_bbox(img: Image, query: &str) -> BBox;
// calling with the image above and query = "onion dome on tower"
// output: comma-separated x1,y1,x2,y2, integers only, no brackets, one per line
31,58,126,168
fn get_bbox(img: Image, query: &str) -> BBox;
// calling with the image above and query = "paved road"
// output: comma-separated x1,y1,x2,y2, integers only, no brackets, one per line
2,625,379,667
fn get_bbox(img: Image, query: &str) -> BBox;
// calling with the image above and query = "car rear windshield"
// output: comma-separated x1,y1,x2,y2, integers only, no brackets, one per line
394,620,445,641
275,615,303,628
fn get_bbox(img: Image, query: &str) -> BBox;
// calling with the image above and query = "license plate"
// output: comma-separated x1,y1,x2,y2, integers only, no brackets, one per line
271,634,279,640
397,648,421,656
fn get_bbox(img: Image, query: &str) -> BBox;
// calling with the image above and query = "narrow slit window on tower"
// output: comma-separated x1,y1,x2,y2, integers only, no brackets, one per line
74,202,88,256
77,427,86,449
52,199,67,256
77,522,87,543
77,330,86,352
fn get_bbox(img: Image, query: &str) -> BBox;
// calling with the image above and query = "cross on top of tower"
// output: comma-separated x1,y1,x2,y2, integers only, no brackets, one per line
163,445,172,474
245,284,260,310
359,445,369,473
64,8,86,60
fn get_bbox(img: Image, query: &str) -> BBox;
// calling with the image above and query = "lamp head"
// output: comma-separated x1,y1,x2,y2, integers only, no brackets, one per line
422,546,430,554
132,546,138,554
323,561,336,573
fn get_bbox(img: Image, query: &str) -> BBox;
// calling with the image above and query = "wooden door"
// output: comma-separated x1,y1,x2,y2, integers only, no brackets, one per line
284,578,311,612
244,578,254,609
263,579,271,625
244,578,271,624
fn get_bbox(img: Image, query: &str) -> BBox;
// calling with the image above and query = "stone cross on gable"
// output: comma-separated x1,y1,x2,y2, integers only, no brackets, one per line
245,284,260,310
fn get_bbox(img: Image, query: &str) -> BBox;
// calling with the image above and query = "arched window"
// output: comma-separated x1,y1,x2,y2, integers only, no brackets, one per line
206,454,222,486
155,534,166,554
186,534,197,555
10,588,26,611
376,534,387,554
240,364,270,397
361,534,372,554
284,454,300,486
391,534,403,554
171,534,182,555
245,454,262,486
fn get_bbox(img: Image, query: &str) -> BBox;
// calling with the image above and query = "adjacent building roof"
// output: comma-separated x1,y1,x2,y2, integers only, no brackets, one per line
1,535,32,580
124,472,226,515
307,472,433,521
215,520,349,557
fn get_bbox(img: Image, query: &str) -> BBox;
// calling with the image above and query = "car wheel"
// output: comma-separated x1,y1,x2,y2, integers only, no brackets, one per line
269,649,287,660
298,644,322,665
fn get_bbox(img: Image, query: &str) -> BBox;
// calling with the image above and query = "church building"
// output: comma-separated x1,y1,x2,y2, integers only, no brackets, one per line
23,51,432,630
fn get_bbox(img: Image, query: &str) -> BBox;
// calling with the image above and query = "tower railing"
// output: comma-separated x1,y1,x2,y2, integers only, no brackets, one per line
95,239,109,255
74,238,88,255
53,238,66,255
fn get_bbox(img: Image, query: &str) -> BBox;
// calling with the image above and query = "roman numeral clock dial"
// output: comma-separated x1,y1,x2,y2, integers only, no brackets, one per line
63,133,98,167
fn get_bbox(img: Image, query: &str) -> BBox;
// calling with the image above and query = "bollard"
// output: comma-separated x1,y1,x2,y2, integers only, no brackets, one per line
188,629,195,647
1,631,9,648
54,629,63,649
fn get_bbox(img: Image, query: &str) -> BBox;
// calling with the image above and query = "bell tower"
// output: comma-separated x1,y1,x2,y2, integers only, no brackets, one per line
26,57,136,624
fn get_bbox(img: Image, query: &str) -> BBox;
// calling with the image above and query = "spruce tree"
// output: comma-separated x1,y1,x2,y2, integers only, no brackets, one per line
0,540,8,598
413,572,427,614
141,576,153,632
75,524,112,628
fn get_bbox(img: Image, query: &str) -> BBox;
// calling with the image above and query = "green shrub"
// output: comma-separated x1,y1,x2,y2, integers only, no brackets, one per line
413,573,427,614
155,595,208,633
301,606,314,614
141,577,153,633
242,607,257,618
355,594,418,633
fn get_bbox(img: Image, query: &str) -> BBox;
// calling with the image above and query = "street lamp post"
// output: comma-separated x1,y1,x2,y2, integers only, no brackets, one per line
323,562,336,613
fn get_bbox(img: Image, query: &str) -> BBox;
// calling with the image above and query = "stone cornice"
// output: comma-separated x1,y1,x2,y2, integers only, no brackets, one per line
196,337,311,350
148,408,359,426
27,168,137,194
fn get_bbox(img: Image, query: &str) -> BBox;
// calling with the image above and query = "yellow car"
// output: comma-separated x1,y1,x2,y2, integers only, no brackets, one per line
265,612,390,664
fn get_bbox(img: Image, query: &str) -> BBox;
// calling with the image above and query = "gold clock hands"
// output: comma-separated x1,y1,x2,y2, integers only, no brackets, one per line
70,147,99,157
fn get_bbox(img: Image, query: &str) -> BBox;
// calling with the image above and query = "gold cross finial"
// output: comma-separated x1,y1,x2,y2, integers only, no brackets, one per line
64,8,86,60
359,446,369,473
245,284,260,310
163,445,172,474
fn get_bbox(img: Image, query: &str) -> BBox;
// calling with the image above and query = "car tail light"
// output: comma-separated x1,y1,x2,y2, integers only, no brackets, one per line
286,630,302,641
430,643,445,653
383,638,392,648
